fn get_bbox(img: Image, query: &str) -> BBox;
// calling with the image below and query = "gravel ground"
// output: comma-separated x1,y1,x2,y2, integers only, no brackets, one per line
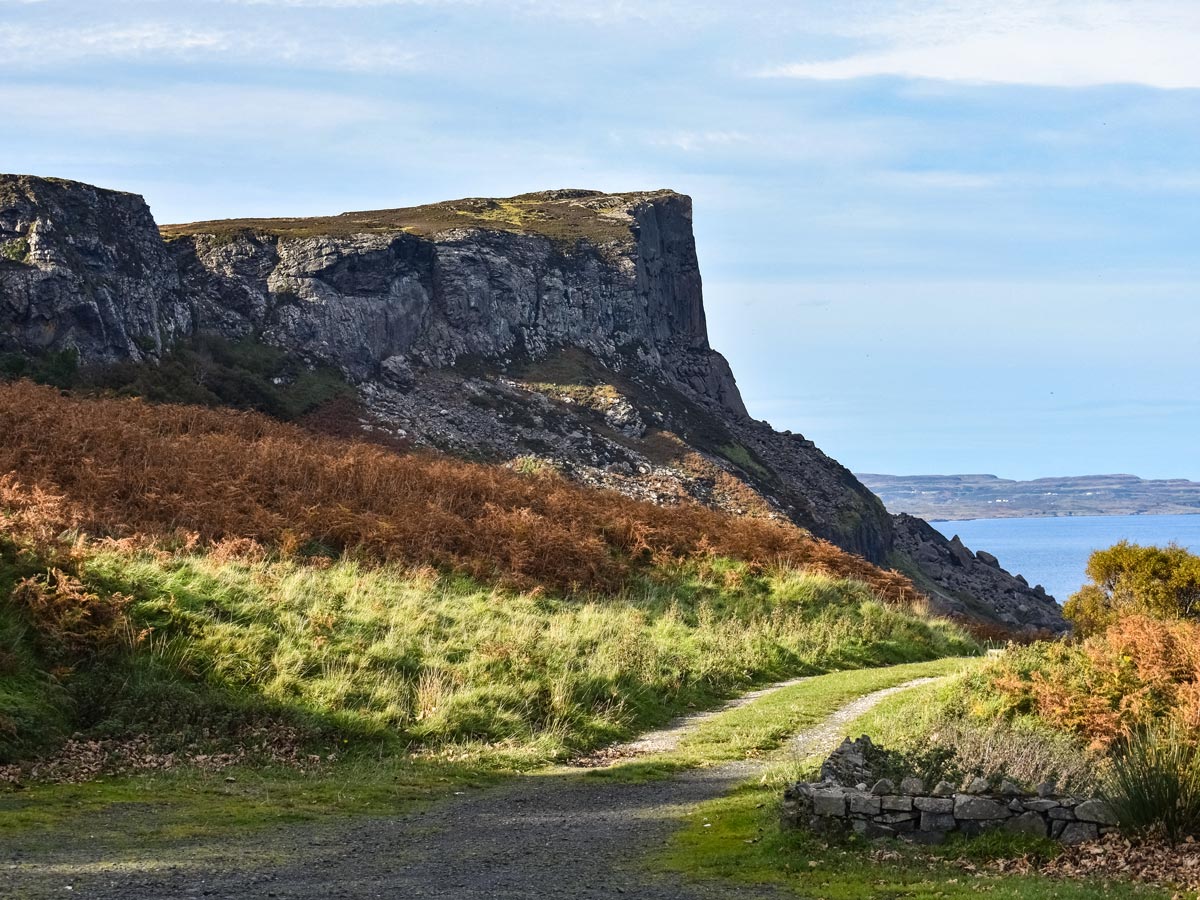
3,678,936,900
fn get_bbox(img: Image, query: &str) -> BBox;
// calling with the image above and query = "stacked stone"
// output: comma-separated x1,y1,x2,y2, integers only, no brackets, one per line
783,775,1118,845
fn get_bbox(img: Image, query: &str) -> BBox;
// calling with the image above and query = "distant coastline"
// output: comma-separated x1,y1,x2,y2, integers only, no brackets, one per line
858,473,1200,521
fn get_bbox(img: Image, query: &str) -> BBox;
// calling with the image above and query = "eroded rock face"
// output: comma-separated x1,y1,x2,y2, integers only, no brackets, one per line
0,173,1066,631
0,175,191,362
171,190,746,418
892,514,1064,632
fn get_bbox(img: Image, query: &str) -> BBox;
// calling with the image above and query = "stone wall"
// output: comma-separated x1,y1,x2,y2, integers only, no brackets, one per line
783,775,1118,846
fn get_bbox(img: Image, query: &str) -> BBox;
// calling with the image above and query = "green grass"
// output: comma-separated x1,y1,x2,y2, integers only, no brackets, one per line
718,442,771,479
0,534,975,848
8,551,970,763
660,780,1172,899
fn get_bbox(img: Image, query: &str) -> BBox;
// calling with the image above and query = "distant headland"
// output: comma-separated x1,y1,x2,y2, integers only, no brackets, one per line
857,473,1200,521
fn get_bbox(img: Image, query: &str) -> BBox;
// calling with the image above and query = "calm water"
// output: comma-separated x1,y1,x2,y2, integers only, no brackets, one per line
930,514,1200,603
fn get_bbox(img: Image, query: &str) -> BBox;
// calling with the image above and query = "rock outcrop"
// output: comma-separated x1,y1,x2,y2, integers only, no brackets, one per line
0,173,1066,631
0,175,190,362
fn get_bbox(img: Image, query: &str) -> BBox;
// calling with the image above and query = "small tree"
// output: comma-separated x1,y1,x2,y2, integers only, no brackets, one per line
1065,542,1200,636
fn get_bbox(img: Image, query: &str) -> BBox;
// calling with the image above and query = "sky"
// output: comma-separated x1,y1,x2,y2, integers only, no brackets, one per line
4,0,1199,481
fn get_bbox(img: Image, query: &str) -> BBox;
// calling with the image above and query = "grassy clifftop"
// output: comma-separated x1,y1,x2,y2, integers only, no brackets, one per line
160,189,679,244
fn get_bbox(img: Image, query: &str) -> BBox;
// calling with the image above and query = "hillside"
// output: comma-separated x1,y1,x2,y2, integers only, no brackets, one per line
0,380,974,768
0,173,1063,631
860,472,1200,520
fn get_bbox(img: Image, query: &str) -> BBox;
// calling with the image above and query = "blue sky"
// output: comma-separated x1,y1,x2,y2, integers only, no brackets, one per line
4,0,1199,480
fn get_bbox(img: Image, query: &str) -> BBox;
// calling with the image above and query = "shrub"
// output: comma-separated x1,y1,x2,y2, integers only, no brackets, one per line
1064,542,1200,636
1103,722,1200,844
966,616,1200,750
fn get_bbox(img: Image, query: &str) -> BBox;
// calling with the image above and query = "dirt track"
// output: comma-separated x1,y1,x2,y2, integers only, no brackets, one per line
3,678,937,900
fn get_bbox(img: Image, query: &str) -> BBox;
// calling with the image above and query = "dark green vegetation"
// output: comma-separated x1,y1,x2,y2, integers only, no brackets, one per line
1105,723,1200,845
0,235,30,263
0,334,351,421
0,347,79,389
160,189,675,246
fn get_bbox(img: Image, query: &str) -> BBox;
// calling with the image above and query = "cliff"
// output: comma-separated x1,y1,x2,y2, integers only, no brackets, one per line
0,174,1065,631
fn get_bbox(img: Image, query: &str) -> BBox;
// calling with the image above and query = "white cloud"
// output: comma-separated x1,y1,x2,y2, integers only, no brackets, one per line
0,22,418,72
0,83,390,137
763,1,1200,89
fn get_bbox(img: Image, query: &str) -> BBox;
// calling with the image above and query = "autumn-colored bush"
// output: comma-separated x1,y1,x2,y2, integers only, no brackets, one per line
975,615,1200,750
11,568,133,662
0,381,920,604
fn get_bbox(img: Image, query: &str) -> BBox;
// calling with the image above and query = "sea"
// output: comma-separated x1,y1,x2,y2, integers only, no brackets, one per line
930,514,1200,603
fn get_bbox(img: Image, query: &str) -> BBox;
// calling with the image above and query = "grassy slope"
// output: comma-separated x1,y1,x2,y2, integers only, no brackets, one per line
3,545,974,765
0,382,978,856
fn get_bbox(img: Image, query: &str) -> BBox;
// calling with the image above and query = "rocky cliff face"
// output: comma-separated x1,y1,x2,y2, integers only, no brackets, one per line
0,176,190,361
0,173,1066,631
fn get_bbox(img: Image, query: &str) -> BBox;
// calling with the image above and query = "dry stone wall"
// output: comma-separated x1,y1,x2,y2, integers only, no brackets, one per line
784,775,1118,846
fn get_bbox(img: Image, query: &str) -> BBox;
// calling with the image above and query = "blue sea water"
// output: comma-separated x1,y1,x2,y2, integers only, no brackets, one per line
930,514,1200,603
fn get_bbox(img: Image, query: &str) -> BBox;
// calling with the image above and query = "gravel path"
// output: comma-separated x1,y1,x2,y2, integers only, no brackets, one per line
573,675,812,766
4,676,938,900
788,677,941,761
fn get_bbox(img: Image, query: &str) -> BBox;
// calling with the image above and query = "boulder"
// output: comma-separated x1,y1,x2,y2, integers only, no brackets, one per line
966,777,990,795
920,812,957,832
932,780,956,797
976,550,1000,568
812,789,847,817
914,797,954,814
848,793,881,816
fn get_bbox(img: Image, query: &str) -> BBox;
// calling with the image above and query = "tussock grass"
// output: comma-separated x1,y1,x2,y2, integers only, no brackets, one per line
1105,723,1200,844
4,546,974,765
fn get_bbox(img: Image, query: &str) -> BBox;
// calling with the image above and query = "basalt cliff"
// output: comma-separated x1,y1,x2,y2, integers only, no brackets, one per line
0,174,1065,631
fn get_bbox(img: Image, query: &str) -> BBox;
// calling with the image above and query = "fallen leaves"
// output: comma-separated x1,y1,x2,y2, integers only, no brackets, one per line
0,724,326,788
990,833,1200,893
